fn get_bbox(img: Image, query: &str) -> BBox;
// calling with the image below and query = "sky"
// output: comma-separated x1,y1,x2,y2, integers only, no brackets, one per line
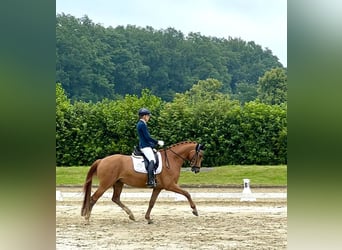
56,0,287,67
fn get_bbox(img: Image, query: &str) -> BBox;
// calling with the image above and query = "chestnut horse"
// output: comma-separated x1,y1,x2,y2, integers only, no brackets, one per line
81,141,205,224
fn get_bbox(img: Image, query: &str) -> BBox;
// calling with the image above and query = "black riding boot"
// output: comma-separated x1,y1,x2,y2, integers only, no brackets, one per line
146,160,156,188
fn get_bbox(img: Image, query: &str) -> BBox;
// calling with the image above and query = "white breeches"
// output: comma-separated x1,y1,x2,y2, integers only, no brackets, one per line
140,147,155,162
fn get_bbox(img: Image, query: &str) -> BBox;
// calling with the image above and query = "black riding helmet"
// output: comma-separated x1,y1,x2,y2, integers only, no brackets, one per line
138,108,151,116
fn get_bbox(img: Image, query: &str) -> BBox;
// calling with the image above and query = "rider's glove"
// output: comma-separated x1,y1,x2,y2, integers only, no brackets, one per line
158,140,164,146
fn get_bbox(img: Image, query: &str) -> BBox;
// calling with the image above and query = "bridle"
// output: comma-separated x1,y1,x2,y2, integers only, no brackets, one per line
164,143,204,173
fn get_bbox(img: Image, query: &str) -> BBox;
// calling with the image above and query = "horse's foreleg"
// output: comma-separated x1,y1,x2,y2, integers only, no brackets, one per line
167,185,198,216
145,188,162,224
112,181,135,221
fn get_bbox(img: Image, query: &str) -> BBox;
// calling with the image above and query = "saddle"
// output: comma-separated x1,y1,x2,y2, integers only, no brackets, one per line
132,146,159,170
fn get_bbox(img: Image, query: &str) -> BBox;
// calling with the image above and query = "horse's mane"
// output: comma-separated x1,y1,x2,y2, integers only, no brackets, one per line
165,141,197,150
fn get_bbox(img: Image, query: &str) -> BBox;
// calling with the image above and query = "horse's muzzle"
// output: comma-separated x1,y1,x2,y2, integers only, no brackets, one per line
191,166,200,174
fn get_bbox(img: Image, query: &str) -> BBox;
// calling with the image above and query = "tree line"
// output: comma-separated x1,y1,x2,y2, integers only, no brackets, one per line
56,13,284,103
56,78,287,167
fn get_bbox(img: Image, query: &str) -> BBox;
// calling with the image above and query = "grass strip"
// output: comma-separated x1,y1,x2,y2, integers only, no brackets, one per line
56,165,286,186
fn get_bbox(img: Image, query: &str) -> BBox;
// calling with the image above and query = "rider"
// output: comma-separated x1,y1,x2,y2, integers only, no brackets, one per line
136,108,164,188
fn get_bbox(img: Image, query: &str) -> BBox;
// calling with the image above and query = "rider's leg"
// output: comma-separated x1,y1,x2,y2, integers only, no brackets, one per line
140,147,156,188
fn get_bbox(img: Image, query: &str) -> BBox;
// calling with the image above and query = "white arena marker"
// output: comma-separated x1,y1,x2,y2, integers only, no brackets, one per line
56,190,63,201
240,179,256,202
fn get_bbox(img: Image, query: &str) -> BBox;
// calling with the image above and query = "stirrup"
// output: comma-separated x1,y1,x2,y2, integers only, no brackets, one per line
146,178,156,188
147,182,156,188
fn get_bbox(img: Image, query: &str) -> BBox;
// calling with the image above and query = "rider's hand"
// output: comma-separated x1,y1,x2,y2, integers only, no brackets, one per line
158,140,164,146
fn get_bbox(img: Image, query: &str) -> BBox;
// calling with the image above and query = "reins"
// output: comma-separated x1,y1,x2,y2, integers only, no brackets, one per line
162,144,200,169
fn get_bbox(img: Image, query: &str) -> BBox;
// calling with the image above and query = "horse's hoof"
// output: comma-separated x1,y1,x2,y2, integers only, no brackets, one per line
192,210,199,216
129,215,136,221
147,219,153,224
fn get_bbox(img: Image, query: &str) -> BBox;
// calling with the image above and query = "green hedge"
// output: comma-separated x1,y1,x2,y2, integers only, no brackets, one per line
56,79,287,166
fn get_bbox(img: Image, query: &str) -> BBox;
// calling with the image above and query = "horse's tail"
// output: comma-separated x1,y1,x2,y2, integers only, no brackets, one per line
81,159,101,217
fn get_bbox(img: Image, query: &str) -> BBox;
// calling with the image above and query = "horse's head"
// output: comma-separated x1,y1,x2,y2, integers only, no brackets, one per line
189,143,205,173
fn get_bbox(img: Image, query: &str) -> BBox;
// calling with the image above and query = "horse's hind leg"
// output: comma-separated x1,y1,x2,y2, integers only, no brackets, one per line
112,181,135,221
86,186,108,221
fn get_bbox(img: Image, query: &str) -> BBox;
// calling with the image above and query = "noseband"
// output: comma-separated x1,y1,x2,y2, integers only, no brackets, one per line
166,143,203,172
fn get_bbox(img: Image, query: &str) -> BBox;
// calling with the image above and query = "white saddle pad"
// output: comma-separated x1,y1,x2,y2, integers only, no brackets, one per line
131,152,162,174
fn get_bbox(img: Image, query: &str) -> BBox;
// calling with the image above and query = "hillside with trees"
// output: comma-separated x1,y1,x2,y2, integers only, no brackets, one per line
56,13,284,103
